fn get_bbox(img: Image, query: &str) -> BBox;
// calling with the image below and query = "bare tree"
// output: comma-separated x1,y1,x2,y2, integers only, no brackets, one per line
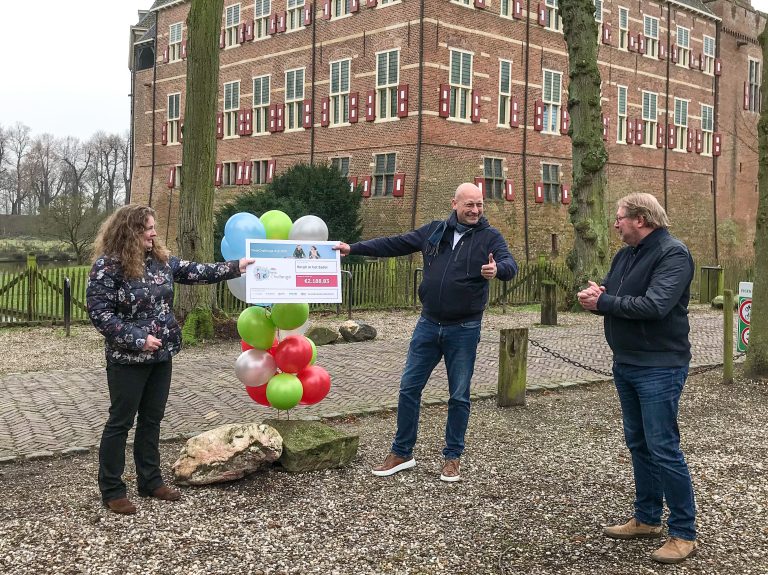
119,130,131,205
58,136,93,199
28,134,64,210
40,192,104,264
90,132,125,212
7,123,32,214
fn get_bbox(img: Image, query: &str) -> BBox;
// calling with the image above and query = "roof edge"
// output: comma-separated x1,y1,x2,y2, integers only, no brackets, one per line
669,0,721,21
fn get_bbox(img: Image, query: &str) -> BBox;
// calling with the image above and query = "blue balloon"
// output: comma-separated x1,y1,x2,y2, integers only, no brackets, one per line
221,236,241,260
225,213,266,257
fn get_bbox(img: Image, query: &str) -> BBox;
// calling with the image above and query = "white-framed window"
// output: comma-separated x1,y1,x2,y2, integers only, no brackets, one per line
749,59,761,113
642,91,657,146
617,85,627,142
701,104,713,156
224,81,240,137
167,93,181,144
498,60,512,126
332,0,352,18
379,0,399,4
545,0,562,32
594,0,602,22
254,0,271,39
331,156,351,177
253,159,270,184
449,49,473,121
674,97,688,151
287,0,305,31
285,68,305,131
376,49,399,120
676,26,690,67
225,4,241,47
702,35,715,75
484,157,504,200
644,16,659,59
451,0,472,5
373,152,396,196
330,59,351,125
619,7,629,50
500,0,512,18
222,161,239,186
173,164,182,188
542,163,561,203
542,69,562,134
169,23,183,61
253,75,270,134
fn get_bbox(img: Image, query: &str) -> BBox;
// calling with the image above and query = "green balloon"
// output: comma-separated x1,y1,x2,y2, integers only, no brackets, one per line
237,306,277,350
260,210,293,240
308,338,317,366
266,373,303,410
270,303,309,330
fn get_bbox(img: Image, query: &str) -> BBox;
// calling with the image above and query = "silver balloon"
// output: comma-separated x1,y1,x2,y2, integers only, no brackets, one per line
288,215,329,241
234,349,277,387
227,276,247,302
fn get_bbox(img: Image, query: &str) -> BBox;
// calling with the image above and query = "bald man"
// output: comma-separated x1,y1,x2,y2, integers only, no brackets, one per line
334,183,517,481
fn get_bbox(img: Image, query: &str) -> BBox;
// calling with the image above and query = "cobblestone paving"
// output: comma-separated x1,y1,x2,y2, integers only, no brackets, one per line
0,313,731,458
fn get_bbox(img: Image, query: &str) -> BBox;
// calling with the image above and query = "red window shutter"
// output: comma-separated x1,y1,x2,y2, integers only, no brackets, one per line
348,176,358,192
534,182,544,203
695,129,703,154
246,20,255,41
365,90,376,121
513,0,523,19
686,129,694,152
181,40,187,59
671,44,678,64
474,177,486,198
304,5,313,25
560,108,569,135
628,34,636,52
235,162,244,185
163,46,169,64
219,29,226,49
349,92,359,123
474,0,486,8
713,132,722,156
246,110,253,134
266,159,276,183
689,53,696,69
243,161,252,185
510,97,520,128
269,14,277,34
269,104,278,132
626,118,635,145
504,179,515,201
239,22,246,44
714,58,722,76
393,173,406,197
278,12,286,32
361,175,372,197
321,97,330,126
237,109,246,135
656,123,665,148
397,84,409,118
439,84,450,118
351,0,360,12
659,44,666,60
634,118,643,145
537,2,546,26
303,99,313,129
161,122,168,145
179,120,184,142
534,100,544,131
275,103,284,132
667,124,676,149
215,163,223,187
471,90,481,122
367,0,378,6
167,166,176,189
744,82,751,110
561,183,571,204
698,53,704,71
216,113,224,139
637,33,645,55
602,115,609,141
602,23,611,45
322,0,331,20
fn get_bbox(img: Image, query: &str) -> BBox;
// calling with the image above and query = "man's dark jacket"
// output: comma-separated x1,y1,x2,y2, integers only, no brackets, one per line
348,213,517,324
596,227,694,367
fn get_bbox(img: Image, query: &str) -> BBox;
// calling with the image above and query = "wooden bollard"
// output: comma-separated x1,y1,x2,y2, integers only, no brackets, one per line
497,328,527,406
723,289,734,384
541,280,557,326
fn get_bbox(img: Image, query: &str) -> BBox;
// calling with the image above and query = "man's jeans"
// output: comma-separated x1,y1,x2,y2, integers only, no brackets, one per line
391,316,481,460
613,362,696,541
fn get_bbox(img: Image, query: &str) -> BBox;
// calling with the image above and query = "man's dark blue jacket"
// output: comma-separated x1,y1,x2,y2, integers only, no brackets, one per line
596,227,694,367
348,213,517,324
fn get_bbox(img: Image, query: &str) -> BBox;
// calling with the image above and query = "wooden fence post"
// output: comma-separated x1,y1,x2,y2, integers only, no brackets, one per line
541,280,557,325
26,253,37,322
723,289,733,384
497,328,527,406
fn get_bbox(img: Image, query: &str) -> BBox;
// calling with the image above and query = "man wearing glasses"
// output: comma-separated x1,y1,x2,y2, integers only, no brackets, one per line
577,192,697,564
334,182,517,481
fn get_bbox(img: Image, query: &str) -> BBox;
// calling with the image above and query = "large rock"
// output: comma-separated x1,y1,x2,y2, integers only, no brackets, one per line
339,320,377,342
305,324,340,345
172,423,282,485
263,419,359,473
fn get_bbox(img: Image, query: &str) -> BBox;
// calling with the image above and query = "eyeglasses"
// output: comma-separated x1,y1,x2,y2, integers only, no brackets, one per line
614,215,630,224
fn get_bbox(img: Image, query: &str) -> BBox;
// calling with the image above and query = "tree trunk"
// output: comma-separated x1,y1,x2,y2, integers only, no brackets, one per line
744,23,768,377
559,0,610,308
175,0,224,341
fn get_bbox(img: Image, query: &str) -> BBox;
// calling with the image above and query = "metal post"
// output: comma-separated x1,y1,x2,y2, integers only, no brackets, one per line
64,277,71,337
412,268,422,310
723,289,733,384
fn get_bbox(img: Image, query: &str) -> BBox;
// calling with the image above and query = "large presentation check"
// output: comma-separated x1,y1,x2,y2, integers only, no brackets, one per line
244,239,342,304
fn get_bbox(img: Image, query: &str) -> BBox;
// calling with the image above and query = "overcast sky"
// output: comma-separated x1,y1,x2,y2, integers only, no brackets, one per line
1,0,767,142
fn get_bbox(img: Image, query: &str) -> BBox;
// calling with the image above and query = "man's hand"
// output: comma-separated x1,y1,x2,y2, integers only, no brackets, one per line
577,280,605,311
481,253,497,280
333,242,351,257
142,334,162,352
238,258,256,273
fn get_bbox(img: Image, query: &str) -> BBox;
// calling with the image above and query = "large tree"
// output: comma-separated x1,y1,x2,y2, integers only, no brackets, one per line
559,0,611,306
176,0,225,341
744,23,768,378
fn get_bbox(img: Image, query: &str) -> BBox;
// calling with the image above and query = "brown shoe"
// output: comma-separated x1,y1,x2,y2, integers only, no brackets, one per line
651,537,698,564
104,497,137,515
439,458,461,482
140,485,182,501
603,517,663,539
371,452,416,477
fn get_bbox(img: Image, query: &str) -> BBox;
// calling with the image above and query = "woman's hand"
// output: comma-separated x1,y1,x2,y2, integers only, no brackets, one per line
143,334,163,352
238,258,256,273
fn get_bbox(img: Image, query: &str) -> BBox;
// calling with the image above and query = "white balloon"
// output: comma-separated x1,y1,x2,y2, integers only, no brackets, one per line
227,277,247,302
278,320,312,340
234,349,278,387
289,215,329,242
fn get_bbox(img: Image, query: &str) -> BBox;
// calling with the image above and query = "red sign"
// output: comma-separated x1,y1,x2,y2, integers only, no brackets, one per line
296,275,338,287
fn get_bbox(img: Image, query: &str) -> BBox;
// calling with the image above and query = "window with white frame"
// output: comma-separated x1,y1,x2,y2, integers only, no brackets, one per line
287,0,305,31
702,36,715,75
674,98,688,151
253,159,270,184
222,161,239,186
500,0,512,18
749,59,761,113
619,7,629,50
332,0,352,18
225,4,241,47
373,153,396,196
498,60,512,126
253,75,270,134
642,91,657,146
449,49,473,121
545,0,561,31
542,69,562,134
377,50,399,120
224,81,240,137
542,163,561,203
254,0,271,39
174,164,182,188
169,23,183,61
644,16,659,58
167,93,181,144
701,104,713,155
594,0,602,22
676,26,690,67
451,0,471,5
617,85,627,142
484,157,504,200
330,59,351,125
380,0,398,4
331,157,350,177
285,68,305,130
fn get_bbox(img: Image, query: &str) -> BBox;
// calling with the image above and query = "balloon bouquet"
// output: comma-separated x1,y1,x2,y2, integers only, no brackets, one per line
222,210,333,413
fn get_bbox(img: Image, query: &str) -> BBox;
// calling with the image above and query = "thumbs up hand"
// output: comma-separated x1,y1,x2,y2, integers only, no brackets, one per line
481,252,497,280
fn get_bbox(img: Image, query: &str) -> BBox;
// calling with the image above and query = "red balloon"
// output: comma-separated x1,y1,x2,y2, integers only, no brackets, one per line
241,340,254,352
297,365,331,405
274,335,313,374
245,383,271,407
267,336,279,356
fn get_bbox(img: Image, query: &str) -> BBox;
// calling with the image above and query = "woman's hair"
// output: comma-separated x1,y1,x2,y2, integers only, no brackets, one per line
618,192,669,229
92,205,170,278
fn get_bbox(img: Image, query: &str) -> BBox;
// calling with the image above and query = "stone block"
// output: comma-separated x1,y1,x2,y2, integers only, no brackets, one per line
264,419,359,473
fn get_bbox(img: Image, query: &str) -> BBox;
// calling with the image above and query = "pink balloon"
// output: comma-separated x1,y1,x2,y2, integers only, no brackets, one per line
234,349,278,387
245,383,271,407
274,335,314,374
297,365,331,405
